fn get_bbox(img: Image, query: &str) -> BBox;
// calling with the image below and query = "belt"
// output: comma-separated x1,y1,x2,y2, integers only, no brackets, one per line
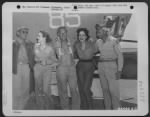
99,59,117,62
36,61,53,66
18,62,29,64
79,59,93,62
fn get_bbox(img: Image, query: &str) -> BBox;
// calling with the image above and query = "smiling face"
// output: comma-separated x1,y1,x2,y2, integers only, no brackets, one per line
58,28,67,41
37,32,46,44
96,28,103,39
96,27,110,41
101,27,110,41
78,31,87,42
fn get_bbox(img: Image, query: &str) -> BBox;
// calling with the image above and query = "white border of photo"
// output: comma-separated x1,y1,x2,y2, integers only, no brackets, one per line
2,2,148,116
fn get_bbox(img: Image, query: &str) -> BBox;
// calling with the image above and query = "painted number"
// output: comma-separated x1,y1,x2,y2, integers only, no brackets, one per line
49,13,81,28
49,13,65,29
65,14,81,27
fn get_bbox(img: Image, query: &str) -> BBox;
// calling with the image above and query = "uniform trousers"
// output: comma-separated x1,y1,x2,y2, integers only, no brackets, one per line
13,63,30,110
98,61,120,110
76,60,95,109
56,65,80,110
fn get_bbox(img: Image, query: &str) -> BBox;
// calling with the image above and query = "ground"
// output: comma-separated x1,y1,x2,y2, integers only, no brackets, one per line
24,95,137,110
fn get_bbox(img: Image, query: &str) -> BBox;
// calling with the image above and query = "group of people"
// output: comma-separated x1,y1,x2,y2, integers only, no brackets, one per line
12,22,123,110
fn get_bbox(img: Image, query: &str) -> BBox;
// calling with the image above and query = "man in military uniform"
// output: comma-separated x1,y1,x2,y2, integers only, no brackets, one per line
13,27,35,109
96,24,124,110
55,26,80,110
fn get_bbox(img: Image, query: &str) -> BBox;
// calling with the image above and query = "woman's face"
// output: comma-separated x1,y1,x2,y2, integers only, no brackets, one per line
78,31,87,42
37,32,46,44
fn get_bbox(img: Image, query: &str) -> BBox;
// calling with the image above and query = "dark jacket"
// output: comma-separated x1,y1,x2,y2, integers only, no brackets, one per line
13,40,35,94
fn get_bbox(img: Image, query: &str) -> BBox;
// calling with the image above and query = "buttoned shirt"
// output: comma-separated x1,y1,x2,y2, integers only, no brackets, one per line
74,40,96,60
34,43,57,65
13,40,35,83
96,36,123,71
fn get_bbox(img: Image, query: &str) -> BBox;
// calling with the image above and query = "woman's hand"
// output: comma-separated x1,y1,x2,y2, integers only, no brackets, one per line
74,59,79,65
41,61,46,65
51,62,59,71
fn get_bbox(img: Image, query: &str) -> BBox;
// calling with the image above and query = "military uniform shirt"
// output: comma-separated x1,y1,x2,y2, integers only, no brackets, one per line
96,36,123,71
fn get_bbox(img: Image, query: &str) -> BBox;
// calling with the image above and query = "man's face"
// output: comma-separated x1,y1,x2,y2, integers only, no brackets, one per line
96,28,103,39
59,28,67,41
19,29,28,40
101,27,110,41
96,27,109,41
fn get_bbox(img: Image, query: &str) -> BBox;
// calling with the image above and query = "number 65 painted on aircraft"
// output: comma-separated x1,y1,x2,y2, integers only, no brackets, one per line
49,13,81,28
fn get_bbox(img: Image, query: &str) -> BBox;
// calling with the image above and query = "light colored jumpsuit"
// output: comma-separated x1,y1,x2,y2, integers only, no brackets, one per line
55,38,80,110
96,36,123,110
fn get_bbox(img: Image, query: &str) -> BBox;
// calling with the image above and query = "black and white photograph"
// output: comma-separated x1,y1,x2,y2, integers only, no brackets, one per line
2,2,148,116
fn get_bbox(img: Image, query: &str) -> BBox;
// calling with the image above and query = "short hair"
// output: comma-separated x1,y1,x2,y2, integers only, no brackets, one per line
76,28,90,40
95,24,104,31
57,26,67,36
39,30,52,43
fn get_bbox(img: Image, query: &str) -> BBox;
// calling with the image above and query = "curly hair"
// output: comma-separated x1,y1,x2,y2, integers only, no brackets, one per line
76,28,90,41
39,30,52,43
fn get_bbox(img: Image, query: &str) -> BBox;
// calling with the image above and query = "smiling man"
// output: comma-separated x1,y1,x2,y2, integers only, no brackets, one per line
13,27,35,109
96,24,124,110
55,26,80,110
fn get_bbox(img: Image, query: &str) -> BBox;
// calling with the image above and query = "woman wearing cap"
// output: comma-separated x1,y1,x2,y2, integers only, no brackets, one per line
34,30,58,109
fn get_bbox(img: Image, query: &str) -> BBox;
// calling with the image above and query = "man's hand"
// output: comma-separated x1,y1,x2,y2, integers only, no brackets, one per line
116,71,122,80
